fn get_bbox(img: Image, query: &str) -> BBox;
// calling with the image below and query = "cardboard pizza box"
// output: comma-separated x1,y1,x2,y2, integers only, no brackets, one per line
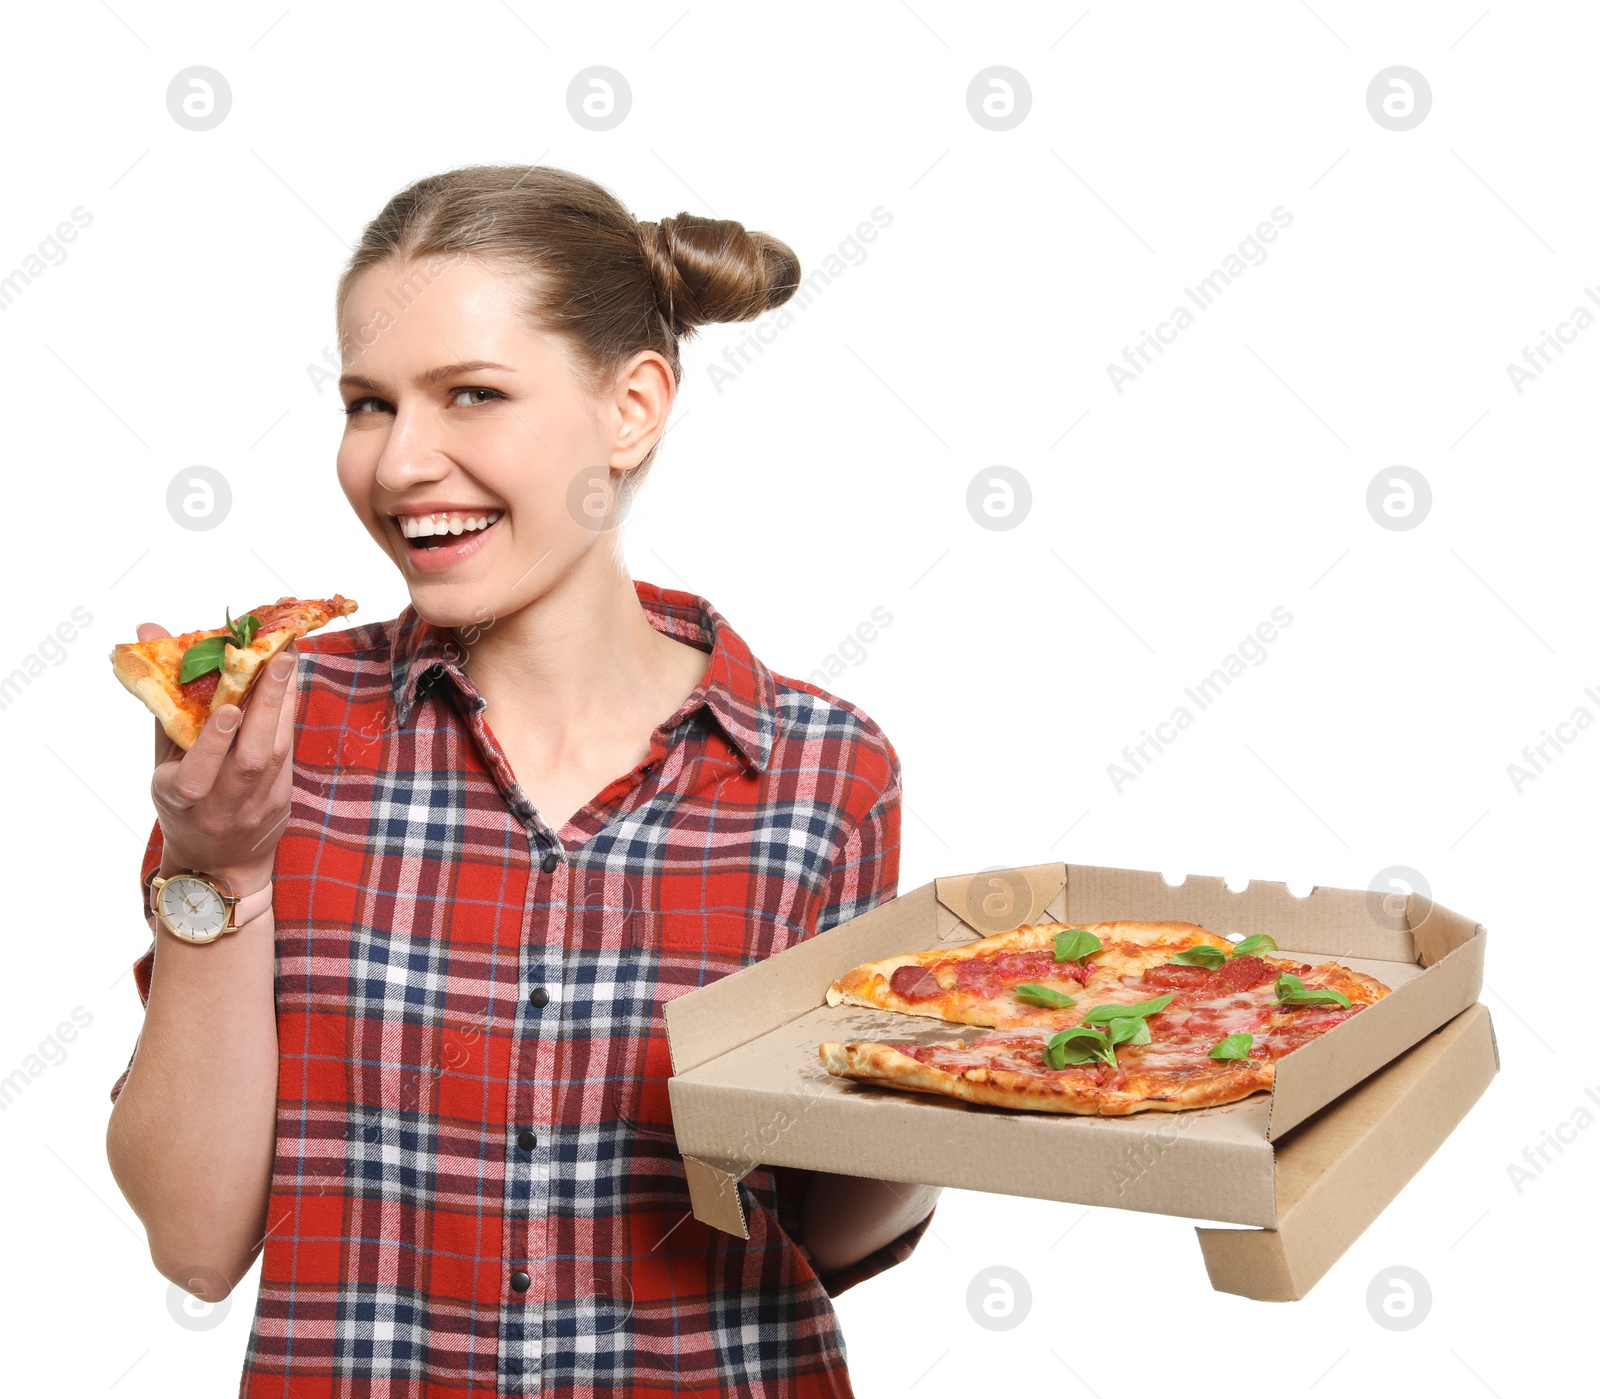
663,862,1497,1301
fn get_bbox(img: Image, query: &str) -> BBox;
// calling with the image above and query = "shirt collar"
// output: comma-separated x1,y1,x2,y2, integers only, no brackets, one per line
387,579,778,772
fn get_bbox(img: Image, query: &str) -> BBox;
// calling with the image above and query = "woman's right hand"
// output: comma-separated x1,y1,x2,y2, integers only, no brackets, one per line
144,622,300,893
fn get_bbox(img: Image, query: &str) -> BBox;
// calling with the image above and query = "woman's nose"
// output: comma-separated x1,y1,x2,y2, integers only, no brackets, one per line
374,405,452,492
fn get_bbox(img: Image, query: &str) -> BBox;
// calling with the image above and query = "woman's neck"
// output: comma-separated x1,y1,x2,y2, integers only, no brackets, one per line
449,556,705,758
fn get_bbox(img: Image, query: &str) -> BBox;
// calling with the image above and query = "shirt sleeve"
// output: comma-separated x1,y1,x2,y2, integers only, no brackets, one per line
811,749,902,937
776,749,938,1297
805,1199,938,1299
109,820,165,1106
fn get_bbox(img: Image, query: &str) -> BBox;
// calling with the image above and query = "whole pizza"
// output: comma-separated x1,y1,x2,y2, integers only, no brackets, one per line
818,920,1390,1115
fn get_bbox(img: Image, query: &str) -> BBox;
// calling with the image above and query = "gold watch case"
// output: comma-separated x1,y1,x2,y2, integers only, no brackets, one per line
150,870,242,945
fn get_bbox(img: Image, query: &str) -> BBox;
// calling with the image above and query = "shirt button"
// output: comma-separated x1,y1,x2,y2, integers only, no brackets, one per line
528,985,550,1008
516,1129,537,1151
510,1270,531,1293
541,852,561,873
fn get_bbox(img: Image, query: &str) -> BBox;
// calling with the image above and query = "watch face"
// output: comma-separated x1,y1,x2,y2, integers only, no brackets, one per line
159,876,228,942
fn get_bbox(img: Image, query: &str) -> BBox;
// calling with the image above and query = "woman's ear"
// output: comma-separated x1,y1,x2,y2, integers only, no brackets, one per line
609,350,676,472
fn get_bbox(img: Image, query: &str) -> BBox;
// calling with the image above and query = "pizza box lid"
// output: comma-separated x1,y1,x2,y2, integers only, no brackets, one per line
663,861,1494,1297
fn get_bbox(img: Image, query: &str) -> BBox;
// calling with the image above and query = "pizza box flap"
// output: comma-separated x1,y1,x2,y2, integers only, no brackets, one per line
680,1154,750,1238
1198,1001,1499,1300
1057,864,1419,963
932,864,1068,942
928,863,1422,961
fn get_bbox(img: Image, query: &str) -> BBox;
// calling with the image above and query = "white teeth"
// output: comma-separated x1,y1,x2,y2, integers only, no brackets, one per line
398,509,503,540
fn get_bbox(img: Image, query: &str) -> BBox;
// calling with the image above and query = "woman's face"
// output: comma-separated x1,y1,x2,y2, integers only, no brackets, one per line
336,255,664,631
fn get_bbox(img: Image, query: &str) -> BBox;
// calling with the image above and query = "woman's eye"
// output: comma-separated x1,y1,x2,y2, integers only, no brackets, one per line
343,387,503,417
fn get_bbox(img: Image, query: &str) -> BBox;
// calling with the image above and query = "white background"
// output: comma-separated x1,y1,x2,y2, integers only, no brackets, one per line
0,2,1590,1394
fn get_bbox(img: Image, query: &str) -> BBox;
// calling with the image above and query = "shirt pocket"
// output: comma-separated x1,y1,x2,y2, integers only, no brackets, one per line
611,908,801,1140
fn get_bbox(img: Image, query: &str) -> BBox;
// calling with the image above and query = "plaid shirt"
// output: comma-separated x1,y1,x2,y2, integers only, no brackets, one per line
110,580,932,1398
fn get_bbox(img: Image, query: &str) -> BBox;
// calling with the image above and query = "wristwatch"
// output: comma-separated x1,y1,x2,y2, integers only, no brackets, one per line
149,870,274,945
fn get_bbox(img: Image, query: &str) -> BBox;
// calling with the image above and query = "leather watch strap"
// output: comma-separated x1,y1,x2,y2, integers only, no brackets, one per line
230,882,275,930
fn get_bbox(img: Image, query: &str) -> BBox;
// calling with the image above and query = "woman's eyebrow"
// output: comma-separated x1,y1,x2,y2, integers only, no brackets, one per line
339,359,518,393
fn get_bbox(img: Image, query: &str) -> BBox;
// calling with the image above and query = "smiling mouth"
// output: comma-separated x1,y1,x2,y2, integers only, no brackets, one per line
394,510,503,551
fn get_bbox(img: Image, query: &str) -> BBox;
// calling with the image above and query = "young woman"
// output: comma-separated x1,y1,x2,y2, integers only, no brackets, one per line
105,164,938,1397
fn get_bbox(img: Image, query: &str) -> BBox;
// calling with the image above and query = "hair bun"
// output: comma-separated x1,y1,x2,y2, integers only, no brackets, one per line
638,213,799,338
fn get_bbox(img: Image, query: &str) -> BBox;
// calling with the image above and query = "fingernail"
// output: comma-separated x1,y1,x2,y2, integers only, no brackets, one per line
215,707,241,733
270,655,294,681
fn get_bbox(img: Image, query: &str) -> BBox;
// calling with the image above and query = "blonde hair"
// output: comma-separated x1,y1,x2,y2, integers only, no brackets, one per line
336,163,801,504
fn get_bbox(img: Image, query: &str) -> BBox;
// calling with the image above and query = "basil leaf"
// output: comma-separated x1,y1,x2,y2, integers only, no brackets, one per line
1046,1026,1107,1053
1209,1032,1254,1061
1014,982,1075,1009
1053,928,1102,963
1274,972,1353,1009
1045,1025,1116,1068
178,635,229,683
225,607,260,649
1109,1016,1151,1047
1281,986,1354,1009
1231,934,1278,958
1168,944,1226,970
1080,994,1175,1025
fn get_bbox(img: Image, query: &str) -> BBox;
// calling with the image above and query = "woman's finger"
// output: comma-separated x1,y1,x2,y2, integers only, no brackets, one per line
228,648,297,778
271,645,300,761
155,704,243,810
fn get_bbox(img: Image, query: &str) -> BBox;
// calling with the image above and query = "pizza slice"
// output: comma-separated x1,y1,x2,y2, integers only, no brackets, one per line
111,595,357,749
823,920,1237,1031
820,1029,1122,1115
818,1026,1282,1116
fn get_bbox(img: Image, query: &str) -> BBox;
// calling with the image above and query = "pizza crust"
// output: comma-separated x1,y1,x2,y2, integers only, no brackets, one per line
818,1039,1106,1115
1100,1059,1278,1113
110,641,205,749
213,627,296,709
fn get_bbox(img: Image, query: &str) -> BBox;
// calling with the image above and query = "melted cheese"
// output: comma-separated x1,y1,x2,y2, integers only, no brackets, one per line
1117,983,1282,1070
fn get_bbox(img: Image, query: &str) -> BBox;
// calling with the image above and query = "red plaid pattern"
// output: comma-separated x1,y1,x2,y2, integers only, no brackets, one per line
110,581,931,1397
